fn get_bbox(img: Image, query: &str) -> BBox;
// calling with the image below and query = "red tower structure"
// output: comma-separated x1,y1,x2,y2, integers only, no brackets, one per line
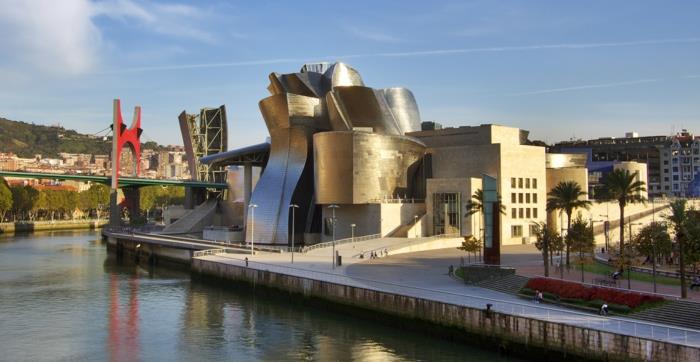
110,99,143,226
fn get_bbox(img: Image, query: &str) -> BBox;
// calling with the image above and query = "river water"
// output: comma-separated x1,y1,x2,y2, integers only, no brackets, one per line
0,230,519,361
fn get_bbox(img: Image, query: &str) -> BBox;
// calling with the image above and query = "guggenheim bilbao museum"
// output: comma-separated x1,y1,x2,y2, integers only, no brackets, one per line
179,62,645,247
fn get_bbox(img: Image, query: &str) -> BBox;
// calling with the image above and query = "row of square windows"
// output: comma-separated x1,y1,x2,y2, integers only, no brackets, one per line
511,192,538,204
511,207,538,219
510,177,538,189
511,224,540,238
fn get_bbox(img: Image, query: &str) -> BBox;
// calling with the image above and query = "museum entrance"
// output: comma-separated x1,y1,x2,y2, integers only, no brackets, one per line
432,192,461,235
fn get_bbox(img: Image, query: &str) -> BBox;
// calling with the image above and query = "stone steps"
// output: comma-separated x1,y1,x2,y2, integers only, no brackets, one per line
474,274,530,295
630,300,700,331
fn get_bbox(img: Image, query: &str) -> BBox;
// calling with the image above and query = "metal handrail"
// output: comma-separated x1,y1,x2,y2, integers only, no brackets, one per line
193,249,227,257
201,254,700,347
302,233,381,253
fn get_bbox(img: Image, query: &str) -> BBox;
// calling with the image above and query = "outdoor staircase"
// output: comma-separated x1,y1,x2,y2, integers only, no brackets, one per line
473,275,530,295
630,300,700,330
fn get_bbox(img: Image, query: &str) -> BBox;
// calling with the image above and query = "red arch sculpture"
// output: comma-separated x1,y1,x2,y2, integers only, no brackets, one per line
111,99,143,188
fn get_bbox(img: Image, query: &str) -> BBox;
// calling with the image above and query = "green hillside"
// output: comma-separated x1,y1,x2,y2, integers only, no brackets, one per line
0,117,166,158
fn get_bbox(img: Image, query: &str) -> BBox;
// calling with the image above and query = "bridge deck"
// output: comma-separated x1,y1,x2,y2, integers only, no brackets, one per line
0,170,227,188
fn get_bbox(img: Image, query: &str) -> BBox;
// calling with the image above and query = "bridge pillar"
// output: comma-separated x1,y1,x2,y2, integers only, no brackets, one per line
109,190,121,227
122,186,141,225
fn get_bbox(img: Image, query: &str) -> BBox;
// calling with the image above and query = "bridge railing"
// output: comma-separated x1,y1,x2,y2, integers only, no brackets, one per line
302,233,382,253
193,249,228,257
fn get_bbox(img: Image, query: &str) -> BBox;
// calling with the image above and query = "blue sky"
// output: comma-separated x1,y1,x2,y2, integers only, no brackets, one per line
0,0,698,148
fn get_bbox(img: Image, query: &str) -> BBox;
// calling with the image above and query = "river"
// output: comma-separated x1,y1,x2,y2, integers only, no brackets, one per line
0,230,519,361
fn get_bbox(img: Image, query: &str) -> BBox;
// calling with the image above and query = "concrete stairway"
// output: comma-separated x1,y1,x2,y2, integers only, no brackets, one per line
630,300,700,330
473,274,530,295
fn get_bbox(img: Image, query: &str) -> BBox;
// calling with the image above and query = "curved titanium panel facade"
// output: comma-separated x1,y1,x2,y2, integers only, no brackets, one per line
314,131,425,204
382,88,421,134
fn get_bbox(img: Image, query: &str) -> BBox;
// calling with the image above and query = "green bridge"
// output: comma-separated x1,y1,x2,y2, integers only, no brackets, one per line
0,171,227,189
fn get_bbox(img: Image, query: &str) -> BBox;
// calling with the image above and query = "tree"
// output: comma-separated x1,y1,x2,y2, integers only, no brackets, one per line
532,222,563,277
546,181,591,266
568,216,595,283
633,222,672,262
466,189,506,257
457,235,482,263
0,177,12,222
632,221,672,293
601,169,646,261
666,200,691,298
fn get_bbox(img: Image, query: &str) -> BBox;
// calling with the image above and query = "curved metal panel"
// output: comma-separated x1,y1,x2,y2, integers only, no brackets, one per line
314,131,425,204
382,88,421,134
324,62,365,88
246,126,313,244
328,86,402,135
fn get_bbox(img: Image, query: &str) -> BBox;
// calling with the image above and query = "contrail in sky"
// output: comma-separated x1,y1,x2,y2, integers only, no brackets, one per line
112,37,700,73
507,79,663,96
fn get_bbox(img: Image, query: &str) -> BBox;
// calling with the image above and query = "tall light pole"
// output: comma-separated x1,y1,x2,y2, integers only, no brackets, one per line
248,203,258,256
351,223,356,243
328,204,339,269
289,204,299,263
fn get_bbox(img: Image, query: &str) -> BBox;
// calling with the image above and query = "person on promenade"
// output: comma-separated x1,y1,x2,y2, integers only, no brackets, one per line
537,291,544,304
600,303,609,316
691,276,700,291
611,269,622,280
533,290,540,303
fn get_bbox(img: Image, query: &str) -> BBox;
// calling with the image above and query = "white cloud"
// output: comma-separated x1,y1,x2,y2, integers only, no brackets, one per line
0,0,101,75
0,0,218,76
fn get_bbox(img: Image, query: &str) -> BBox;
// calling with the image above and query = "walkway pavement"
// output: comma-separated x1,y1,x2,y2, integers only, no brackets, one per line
196,243,700,347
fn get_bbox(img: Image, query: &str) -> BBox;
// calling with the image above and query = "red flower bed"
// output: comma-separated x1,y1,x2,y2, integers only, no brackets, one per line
525,278,664,308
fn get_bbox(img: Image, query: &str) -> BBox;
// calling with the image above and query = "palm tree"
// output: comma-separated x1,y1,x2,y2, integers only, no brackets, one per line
547,181,592,266
666,199,689,298
601,169,646,259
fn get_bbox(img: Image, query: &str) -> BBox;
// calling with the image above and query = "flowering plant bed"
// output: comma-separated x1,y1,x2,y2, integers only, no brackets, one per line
523,278,665,311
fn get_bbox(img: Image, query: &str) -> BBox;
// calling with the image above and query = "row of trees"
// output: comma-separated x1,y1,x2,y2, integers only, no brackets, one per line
1,181,111,222
0,178,188,223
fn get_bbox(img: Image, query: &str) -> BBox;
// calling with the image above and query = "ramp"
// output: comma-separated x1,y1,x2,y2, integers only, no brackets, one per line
162,199,218,235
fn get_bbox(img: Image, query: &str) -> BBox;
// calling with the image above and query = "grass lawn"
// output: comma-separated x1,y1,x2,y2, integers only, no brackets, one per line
575,262,681,286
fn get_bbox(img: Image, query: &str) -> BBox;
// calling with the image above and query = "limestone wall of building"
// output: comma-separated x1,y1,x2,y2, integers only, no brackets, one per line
378,202,426,237
499,144,547,245
425,177,481,237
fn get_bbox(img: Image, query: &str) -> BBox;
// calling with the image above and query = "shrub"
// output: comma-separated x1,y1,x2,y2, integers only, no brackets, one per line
524,278,663,309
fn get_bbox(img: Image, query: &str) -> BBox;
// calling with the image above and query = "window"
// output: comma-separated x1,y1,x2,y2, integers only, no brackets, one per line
511,225,523,237
526,208,531,218
533,208,538,218
664,160,669,165
532,178,537,188
511,178,516,188
673,175,679,181
529,224,538,237
518,193,523,203
526,193,531,203
664,177,669,182
512,208,517,219
432,193,461,235
518,178,523,188
533,193,538,203
673,167,679,172
519,208,524,218
525,178,530,188
511,193,516,203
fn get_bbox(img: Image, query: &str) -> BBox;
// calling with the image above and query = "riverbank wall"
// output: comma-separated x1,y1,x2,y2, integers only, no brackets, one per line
192,257,699,362
0,220,107,234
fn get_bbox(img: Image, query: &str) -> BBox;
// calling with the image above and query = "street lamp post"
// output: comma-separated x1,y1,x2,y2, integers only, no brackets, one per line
248,203,258,256
328,204,340,269
351,223,356,243
289,204,299,264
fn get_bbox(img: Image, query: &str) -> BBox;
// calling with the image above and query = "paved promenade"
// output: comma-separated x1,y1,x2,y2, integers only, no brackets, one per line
196,242,700,347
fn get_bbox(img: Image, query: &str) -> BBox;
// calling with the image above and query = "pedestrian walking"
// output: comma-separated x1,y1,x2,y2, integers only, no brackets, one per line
533,290,540,303
537,291,544,304
600,303,609,316
691,276,700,291
245,257,249,267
